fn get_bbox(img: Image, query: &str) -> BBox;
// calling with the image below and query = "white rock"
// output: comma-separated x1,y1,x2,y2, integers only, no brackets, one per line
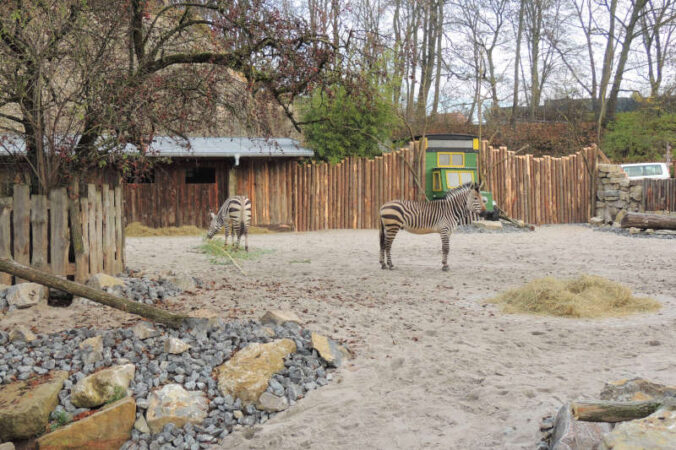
9,325,37,342
86,273,125,290
132,322,161,340
71,364,135,408
79,335,104,365
256,392,289,412
5,283,48,309
259,310,302,326
134,415,150,434
164,337,190,354
145,384,208,433
473,220,503,231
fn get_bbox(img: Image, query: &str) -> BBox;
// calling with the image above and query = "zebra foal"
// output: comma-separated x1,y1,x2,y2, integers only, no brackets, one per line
379,183,486,271
207,195,252,251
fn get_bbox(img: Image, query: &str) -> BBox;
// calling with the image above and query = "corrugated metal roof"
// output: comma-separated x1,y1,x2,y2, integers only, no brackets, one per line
145,137,314,158
0,136,314,158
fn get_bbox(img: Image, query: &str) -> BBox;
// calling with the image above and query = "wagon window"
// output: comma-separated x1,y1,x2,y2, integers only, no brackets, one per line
446,171,474,188
432,172,442,191
185,167,216,184
622,166,642,177
644,165,662,175
437,152,464,168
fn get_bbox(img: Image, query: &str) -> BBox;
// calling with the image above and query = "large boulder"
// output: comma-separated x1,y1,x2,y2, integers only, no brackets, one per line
71,364,135,408
0,370,68,441
600,378,676,402
311,332,343,368
145,384,208,434
599,404,676,449
37,397,135,450
86,273,125,291
215,339,296,404
550,403,611,450
260,310,302,326
4,283,48,309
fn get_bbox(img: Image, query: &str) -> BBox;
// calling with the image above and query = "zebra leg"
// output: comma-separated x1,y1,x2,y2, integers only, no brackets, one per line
440,229,450,271
385,226,399,270
379,221,387,269
235,227,242,250
244,230,249,252
223,223,230,248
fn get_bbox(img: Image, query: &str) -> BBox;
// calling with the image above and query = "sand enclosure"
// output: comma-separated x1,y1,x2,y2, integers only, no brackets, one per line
118,225,676,449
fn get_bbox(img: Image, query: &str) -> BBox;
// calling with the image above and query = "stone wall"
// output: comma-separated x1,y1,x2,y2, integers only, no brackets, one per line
594,164,644,224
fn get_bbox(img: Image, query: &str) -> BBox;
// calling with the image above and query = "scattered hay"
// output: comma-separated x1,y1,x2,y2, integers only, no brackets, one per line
125,222,204,237
198,238,271,266
488,275,660,318
126,222,273,237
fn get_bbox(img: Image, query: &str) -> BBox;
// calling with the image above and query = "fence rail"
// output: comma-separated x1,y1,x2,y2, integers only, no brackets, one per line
0,184,124,285
643,178,676,212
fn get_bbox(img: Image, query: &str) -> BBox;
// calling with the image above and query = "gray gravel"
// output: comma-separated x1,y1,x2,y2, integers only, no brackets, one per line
0,319,333,448
587,224,676,239
100,271,187,305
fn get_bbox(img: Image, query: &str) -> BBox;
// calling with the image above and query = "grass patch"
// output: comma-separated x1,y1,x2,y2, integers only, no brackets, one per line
50,410,72,430
104,386,128,405
126,222,273,237
198,238,271,265
488,275,660,318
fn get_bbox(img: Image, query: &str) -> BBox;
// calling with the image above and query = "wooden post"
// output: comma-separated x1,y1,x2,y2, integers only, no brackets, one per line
572,400,664,423
0,197,11,284
12,185,30,282
31,195,49,271
49,188,69,278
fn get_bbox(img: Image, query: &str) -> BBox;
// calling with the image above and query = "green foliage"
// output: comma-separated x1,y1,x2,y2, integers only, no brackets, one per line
602,111,676,161
50,410,72,430
105,386,127,405
300,79,400,163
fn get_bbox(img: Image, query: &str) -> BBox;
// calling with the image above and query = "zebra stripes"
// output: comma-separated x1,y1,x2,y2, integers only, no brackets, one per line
207,195,252,251
379,183,486,271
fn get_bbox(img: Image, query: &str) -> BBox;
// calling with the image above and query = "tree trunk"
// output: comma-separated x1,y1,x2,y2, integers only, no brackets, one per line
510,0,525,128
572,400,664,422
0,257,189,328
621,212,676,230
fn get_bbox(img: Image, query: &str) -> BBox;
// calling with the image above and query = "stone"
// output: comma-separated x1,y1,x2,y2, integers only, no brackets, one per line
215,339,296,404
71,364,135,408
656,229,676,235
614,210,627,227
599,404,676,449
161,273,196,291
134,415,150,434
589,217,604,226
86,273,125,290
256,392,289,412
4,283,48,309
164,337,190,355
188,309,224,329
260,310,302,326
629,227,642,234
0,370,68,441
311,333,343,367
602,190,621,200
600,378,676,402
550,403,611,450
473,220,503,230
79,335,103,365
8,325,36,342
133,322,161,340
0,443,15,450
37,397,135,450
145,384,208,434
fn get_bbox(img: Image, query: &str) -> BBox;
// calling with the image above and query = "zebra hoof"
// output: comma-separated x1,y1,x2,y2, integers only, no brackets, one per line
381,264,388,270
442,265,449,272
388,265,395,270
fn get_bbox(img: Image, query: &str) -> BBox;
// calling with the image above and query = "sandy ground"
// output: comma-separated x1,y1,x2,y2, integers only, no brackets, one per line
4,225,676,449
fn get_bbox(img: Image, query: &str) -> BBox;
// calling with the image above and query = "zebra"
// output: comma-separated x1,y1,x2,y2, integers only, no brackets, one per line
207,195,252,251
379,183,486,271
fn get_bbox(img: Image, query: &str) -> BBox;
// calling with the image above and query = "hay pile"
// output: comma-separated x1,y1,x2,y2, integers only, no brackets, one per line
125,222,204,237
489,275,660,318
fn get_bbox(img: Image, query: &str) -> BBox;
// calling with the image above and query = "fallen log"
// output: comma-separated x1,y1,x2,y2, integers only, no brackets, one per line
571,400,663,423
0,257,188,328
620,212,676,230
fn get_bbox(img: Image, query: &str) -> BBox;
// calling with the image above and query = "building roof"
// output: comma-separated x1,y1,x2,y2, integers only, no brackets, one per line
143,137,314,158
0,136,314,158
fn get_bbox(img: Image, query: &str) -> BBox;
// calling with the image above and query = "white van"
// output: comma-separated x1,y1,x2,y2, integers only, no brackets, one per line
620,162,670,180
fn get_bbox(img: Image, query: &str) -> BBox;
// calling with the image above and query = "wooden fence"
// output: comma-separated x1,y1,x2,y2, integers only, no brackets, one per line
480,144,598,225
0,184,124,285
232,141,598,230
643,178,676,211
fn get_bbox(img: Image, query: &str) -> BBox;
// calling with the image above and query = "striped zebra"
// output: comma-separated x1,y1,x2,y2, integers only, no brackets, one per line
379,183,486,271
207,195,252,251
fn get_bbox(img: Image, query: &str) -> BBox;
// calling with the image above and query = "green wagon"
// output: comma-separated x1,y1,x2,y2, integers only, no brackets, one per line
419,133,497,215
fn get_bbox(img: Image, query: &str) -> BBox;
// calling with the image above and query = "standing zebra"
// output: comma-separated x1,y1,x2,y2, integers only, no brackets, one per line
207,195,252,251
379,183,486,271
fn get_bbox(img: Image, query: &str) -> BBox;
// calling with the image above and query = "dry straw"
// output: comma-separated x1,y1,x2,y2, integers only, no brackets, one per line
125,222,271,237
489,275,660,318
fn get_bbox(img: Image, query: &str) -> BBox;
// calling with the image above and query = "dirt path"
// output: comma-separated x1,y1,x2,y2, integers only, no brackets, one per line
121,225,676,449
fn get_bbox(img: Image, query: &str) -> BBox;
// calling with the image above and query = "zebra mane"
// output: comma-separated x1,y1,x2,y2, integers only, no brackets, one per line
443,182,479,200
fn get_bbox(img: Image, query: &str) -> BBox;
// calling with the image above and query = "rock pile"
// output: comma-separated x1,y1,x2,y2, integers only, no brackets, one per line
0,311,346,449
92,272,190,305
594,164,644,225
538,378,676,449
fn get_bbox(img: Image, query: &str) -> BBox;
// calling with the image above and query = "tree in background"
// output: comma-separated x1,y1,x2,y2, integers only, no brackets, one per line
602,108,676,161
300,76,399,163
